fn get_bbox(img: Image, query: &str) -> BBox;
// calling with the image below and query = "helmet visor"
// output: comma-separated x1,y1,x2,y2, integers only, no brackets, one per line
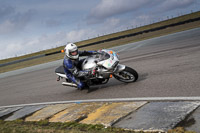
69,50,78,56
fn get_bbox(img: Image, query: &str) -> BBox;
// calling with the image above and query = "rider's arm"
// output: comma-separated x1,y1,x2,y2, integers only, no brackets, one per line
79,51,97,56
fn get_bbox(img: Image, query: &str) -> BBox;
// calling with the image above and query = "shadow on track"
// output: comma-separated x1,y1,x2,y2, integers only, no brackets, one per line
87,72,148,93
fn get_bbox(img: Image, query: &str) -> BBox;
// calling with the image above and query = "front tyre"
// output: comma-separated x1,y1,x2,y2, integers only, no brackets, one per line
113,66,138,83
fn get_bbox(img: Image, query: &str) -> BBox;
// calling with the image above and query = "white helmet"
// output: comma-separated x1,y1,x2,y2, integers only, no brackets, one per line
64,43,79,59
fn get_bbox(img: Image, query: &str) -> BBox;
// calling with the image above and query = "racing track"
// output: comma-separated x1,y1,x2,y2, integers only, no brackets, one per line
0,28,200,106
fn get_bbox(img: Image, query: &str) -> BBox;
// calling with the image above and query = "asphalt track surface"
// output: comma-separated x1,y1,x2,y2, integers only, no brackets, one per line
0,28,200,106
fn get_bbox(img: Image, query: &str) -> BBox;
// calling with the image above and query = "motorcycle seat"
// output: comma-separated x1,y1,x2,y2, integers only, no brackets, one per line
55,66,65,74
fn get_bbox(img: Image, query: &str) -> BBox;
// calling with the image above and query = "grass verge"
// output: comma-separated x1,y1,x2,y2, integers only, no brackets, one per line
0,120,196,133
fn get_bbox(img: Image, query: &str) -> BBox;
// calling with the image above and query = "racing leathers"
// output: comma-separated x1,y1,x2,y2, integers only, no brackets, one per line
63,51,96,89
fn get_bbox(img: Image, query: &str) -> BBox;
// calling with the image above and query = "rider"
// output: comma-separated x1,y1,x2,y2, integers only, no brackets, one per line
60,43,97,90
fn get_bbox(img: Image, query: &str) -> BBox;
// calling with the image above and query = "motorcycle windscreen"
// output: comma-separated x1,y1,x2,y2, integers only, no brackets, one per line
93,52,110,61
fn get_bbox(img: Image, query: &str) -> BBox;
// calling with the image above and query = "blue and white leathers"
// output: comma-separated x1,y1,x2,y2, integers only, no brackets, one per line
63,51,96,89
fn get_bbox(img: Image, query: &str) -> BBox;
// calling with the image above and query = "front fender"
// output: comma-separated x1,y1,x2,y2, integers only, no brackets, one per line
114,64,125,73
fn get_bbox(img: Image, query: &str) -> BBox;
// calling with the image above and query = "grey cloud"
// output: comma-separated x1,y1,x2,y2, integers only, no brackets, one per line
0,9,36,35
87,0,196,24
45,19,62,27
0,4,15,18
87,0,151,24
11,9,35,26
158,0,196,12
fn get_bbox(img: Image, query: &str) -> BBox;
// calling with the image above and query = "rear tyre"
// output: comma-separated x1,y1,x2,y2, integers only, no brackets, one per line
113,66,138,83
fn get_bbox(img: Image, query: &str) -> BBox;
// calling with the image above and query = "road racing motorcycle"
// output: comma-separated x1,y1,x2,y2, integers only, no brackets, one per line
55,49,138,89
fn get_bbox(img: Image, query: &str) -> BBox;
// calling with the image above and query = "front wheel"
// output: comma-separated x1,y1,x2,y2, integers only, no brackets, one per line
113,66,138,83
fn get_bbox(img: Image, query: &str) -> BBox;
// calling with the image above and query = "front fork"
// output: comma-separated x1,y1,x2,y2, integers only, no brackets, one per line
113,64,126,79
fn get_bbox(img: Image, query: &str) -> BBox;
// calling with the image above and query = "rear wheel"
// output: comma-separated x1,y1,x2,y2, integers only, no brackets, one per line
113,66,138,83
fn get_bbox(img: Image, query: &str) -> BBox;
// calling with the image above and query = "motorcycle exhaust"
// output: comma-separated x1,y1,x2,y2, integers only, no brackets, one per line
62,82,77,87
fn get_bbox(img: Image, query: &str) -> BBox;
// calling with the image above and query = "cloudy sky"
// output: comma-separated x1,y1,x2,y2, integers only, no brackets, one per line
0,0,199,59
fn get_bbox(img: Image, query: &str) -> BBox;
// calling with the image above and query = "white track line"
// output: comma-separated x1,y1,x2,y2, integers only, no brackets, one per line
0,97,200,109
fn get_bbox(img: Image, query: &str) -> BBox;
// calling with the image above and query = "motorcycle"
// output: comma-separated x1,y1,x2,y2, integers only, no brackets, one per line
55,49,138,88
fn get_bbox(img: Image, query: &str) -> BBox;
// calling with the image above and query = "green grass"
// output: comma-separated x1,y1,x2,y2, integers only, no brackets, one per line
0,120,196,133
0,120,141,133
0,11,200,73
